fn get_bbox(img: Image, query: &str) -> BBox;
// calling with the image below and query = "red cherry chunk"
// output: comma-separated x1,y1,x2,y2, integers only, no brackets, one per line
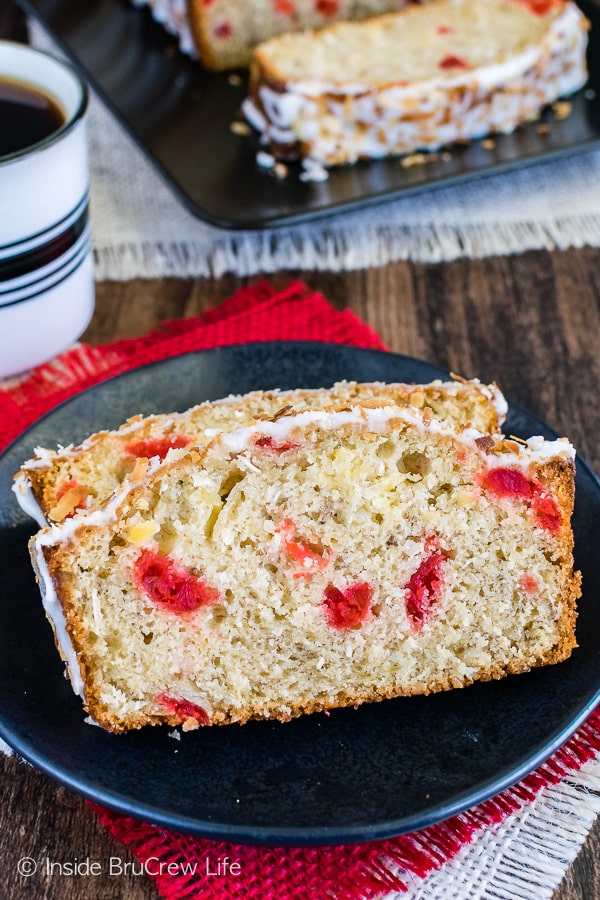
315,0,340,15
124,435,192,461
159,693,209,725
323,583,372,629
214,20,232,38
54,479,88,517
276,518,329,574
56,478,80,499
482,467,562,532
483,467,533,500
531,493,562,533
439,54,470,70
274,0,296,14
134,549,219,614
519,572,539,595
515,0,560,14
254,435,300,454
404,551,446,629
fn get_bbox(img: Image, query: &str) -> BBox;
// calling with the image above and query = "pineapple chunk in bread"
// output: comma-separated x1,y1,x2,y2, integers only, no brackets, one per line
30,405,579,733
13,378,506,526
243,0,589,166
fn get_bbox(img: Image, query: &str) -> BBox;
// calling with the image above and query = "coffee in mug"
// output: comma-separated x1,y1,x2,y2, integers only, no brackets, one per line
0,41,94,380
0,78,66,157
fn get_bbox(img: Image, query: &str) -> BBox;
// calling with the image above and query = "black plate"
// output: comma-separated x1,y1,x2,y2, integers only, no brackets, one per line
15,0,600,229
0,342,599,846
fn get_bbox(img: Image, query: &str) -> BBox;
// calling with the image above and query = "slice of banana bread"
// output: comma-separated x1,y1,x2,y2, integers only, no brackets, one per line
30,404,579,733
243,0,588,166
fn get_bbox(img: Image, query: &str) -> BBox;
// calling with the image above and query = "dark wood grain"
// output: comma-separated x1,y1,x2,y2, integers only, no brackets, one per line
2,1,599,897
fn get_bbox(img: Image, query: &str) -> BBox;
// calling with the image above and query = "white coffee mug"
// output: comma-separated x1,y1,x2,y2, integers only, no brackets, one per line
0,40,94,380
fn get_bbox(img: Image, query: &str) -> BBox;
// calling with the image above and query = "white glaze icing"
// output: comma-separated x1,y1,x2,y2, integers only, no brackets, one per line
218,404,575,465
12,473,46,528
31,540,85,699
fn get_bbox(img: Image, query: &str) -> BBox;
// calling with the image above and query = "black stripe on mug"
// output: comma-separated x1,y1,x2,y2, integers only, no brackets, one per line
0,194,88,254
0,236,90,308
0,226,90,299
0,200,89,283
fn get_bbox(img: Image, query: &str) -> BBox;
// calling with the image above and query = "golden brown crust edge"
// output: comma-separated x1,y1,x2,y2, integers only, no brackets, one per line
534,456,581,664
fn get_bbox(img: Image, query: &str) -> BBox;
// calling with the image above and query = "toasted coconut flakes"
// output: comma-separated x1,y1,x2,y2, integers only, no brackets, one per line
475,435,496,454
231,120,251,136
182,717,201,732
401,152,427,168
504,440,524,454
257,150,276,169
131,458,150,482
49,485,89,522
553,101,572,120
271,405,294,421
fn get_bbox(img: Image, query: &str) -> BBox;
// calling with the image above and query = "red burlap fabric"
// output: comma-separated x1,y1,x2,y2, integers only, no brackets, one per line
2,280,598,900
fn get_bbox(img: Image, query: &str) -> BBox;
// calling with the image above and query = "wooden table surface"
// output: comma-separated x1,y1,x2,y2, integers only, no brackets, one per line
2,4,600,898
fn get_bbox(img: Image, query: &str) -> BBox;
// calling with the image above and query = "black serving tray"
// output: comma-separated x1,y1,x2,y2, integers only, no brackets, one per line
18,0,600,229
15,1,600,225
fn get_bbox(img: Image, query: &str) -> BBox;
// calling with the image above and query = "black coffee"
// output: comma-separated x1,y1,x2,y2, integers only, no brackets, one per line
0,78,65,158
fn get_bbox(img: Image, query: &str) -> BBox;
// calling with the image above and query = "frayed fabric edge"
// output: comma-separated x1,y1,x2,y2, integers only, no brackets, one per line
92,215,600,281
